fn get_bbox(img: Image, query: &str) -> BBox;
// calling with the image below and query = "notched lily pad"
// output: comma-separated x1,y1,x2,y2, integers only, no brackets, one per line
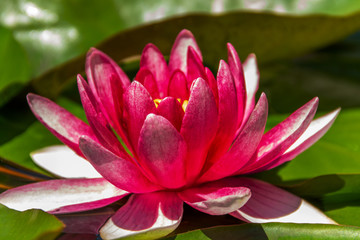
0,204,63,240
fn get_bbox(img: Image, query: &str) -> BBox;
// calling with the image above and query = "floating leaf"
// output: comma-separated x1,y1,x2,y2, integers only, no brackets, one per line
165,222,360,240
0,204,63,240
278,174,360,227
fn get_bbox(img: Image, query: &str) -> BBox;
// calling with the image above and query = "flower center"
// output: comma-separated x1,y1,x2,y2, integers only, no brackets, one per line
154,98,188,112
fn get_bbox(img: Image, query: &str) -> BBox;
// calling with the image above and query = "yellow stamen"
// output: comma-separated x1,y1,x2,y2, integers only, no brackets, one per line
153,99,162,107
182,100,189,111
153,98,189,112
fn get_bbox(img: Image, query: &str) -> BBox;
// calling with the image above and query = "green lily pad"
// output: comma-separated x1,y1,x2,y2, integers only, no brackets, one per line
164,222,360,240
0,26,31,107
278,174,360,226
255,108,360,183
0,204,63,240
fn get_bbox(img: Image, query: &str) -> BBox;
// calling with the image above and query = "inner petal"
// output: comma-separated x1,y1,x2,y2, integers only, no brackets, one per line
154,98,188,112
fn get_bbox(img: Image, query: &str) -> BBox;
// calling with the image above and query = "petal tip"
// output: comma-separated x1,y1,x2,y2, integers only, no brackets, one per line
178,29,194,38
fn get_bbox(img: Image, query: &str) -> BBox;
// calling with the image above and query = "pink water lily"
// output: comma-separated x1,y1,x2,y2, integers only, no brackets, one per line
0,30,339,239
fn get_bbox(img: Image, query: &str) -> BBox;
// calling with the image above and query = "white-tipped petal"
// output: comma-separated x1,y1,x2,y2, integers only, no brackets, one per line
234,199,336,224
31,145,101,178
230,178,336,225
0,178,127,214
285,108,340,153
242,54,259,125
100,192,183,240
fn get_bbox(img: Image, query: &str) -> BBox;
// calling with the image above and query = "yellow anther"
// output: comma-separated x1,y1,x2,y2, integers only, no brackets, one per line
153,99,162,107
153,98,188,112
182,100,189,111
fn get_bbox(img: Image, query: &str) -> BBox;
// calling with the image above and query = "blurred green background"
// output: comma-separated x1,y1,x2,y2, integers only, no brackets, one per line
1,0,360,239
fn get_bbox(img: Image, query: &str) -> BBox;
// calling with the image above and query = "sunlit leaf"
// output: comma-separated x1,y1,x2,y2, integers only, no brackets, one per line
164,222,360,240
0,204,63,240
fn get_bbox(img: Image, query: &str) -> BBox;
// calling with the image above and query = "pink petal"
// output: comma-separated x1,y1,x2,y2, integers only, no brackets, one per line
230,178,336,224
156,97,184,131
241,97,319,173
206,60,239,165
79,137,161,193
138,114,187,189
27,93,95,156
186,47,207,87
85,48,130,129
140,44,169,98
199,93,268,183
241,54,260,128
180,78,218,183
205,67,219,103
0,178,128,214
169,29,202,74
135,67,160,99
78,76,128,159
227,43,246,127
31,145,101,179
179,180,250,215
168,70,189,100
258,108,340,172
109,72,132,149
123,81,156,150
100,192,183,240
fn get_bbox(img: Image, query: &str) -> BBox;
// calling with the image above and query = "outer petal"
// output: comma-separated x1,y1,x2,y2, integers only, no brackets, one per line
169,29,202,74
240,97,319,173
100,192,183,240
230,178,336,224
199,93,267,183
123,81,156,150
227,43,246,127
27,93,95,156
257,108,340,172
241,54,260,128
31,145,101,179
179,180,250,215
85,48,130,128
140,44,169,98
168,70,189,100
156,97,184,131
78,76,128,159
138,114,187,189
206,60,239,165
0,178,128,214
79,137,161,193
135,68,160,99
180,78,218,183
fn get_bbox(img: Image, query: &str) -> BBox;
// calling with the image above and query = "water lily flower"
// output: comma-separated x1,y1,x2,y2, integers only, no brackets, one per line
0,30,340,239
